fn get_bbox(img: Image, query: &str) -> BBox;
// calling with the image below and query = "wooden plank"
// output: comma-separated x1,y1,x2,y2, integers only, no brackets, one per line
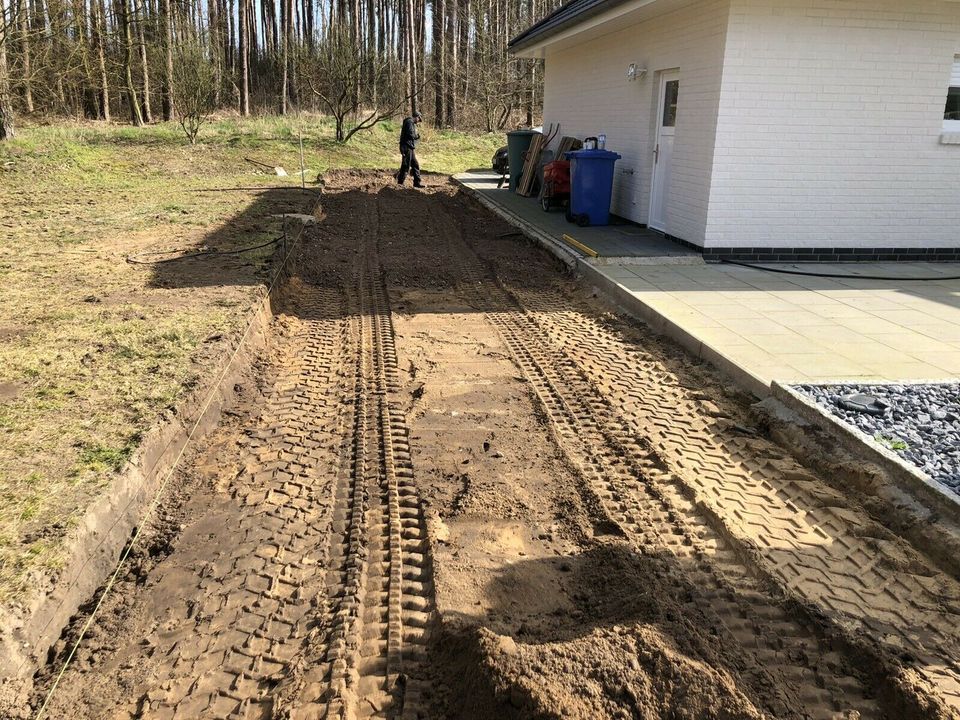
561,233,599,258
517,132,544,197
555,136,582,160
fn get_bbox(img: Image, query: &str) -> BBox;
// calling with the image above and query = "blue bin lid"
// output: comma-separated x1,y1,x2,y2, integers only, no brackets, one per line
565,149,621,160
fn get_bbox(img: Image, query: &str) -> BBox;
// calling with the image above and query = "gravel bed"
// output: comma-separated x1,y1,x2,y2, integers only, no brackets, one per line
794,382,960,497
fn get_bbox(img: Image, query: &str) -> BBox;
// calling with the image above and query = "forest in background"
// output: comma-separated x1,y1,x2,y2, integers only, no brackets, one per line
0,0,562,141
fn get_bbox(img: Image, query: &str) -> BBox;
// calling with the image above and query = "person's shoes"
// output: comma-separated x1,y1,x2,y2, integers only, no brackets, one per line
395,172,404,185
413,180,424,188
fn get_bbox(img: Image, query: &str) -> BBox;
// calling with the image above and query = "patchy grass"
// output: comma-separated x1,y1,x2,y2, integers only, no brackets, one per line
0,115,501,600
875,434,909,452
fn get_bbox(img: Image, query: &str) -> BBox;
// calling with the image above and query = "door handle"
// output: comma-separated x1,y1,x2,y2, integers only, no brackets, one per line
654,144,660,164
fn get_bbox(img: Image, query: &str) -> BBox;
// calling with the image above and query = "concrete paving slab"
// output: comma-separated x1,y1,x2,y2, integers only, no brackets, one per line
915,324,960,342
452,173,960,393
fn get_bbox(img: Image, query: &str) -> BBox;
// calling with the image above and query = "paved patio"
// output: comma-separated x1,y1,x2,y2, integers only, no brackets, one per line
454,172,960,394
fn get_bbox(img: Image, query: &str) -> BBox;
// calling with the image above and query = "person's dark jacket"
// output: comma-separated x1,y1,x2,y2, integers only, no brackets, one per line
400,117,420,150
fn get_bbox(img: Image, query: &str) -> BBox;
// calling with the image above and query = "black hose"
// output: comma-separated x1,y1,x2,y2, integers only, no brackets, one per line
720,259,960,282
191,186,321,194
126,235,285,265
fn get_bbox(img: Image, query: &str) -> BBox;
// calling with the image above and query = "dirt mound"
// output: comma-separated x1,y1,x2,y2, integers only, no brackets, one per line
436,624,764,720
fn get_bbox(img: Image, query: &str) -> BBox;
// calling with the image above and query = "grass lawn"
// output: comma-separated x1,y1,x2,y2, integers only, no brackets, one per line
0,115,501,601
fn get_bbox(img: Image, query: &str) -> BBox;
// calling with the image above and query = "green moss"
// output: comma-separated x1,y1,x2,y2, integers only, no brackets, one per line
875,434,909,451
75,440,138,475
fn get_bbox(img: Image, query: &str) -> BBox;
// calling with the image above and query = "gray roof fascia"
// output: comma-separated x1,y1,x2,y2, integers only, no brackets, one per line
509,0,630,53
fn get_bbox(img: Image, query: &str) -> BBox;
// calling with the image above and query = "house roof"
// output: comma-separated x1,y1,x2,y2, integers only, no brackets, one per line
509,0,634,52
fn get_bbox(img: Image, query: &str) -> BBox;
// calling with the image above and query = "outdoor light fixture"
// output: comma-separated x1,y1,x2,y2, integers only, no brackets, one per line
627,63,647,81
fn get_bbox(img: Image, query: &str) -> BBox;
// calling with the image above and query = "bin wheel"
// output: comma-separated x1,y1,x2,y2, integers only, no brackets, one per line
565,209,575,223
576,214,590,227
541,194,551,212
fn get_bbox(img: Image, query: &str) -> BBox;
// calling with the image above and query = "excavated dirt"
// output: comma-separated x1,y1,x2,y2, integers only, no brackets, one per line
27,172,960,720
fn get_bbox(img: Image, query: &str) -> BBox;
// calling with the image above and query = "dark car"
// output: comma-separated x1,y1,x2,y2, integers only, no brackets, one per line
492,146,508,175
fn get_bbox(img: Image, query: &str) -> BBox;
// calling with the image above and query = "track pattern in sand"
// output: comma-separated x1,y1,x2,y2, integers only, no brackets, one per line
517,290,960,710
33,175,960,720
134,285,347,719
416,196,879,720
319,205,434,720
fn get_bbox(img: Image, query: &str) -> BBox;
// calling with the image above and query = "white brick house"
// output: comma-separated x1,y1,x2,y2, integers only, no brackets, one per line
510,0,960,261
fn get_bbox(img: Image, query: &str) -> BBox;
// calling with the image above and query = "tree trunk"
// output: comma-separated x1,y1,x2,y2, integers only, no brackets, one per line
304,0,313,51
210,0,221,106
227,0,235,74
135,0,152,122
239,0,250,114
72,0,98,119
161,0,174,120
0,27,15,140
417,0,425,96
461,0,470,108
432,0,444,127
93,0,110,120
18,0,33,113
262,0,275,56
123,0,145,125
351,0,359,45
279,0,290,114
365,0,375,98
47,0,68,112
444,0,456,127
405,0,416,115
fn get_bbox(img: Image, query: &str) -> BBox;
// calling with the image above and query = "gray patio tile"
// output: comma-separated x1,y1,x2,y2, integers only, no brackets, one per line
455,171,960,390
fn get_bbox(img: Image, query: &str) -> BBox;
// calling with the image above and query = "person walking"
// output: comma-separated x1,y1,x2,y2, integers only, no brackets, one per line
396,111,423,188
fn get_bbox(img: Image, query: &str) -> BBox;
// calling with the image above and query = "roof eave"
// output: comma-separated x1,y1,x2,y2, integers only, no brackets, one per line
508,0,659,58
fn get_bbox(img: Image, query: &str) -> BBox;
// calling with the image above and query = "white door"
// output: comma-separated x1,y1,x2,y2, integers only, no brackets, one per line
649,70,679,232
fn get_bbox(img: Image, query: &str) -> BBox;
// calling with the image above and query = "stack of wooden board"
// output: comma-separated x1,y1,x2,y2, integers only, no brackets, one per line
517,133,583,198
516,132,545,197
554,136,582,159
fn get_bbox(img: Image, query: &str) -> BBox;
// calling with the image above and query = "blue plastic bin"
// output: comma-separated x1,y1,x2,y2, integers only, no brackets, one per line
564,149,622,226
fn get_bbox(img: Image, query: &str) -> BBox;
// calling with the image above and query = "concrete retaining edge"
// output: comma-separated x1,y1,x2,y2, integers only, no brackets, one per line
453,177,771,399
0,206,316,697
771,381,960,526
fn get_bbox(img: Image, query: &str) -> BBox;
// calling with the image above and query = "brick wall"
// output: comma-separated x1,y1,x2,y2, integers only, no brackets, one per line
542,0,732,245
707,0,960,249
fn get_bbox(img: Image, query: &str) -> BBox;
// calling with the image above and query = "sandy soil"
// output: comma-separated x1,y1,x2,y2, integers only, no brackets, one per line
25,172,960,720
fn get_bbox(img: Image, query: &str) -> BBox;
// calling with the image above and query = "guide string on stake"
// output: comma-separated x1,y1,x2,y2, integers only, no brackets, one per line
299,106,306,193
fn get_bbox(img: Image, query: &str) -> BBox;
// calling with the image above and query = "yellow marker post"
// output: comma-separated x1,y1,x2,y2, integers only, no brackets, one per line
561,234,599,258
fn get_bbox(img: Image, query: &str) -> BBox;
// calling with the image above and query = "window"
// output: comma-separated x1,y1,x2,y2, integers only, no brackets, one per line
662,80,679,127
945,57,960,132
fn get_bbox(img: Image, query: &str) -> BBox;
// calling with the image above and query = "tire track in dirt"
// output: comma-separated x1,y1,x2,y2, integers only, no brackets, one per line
35,187,435,719
434,189,960,717
287,188,435,720
36,173,959,718
33,281,350,719
408,190,886,719
511,288,960,715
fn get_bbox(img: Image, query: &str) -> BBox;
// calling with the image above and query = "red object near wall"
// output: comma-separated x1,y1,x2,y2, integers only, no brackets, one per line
543,160,571,194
